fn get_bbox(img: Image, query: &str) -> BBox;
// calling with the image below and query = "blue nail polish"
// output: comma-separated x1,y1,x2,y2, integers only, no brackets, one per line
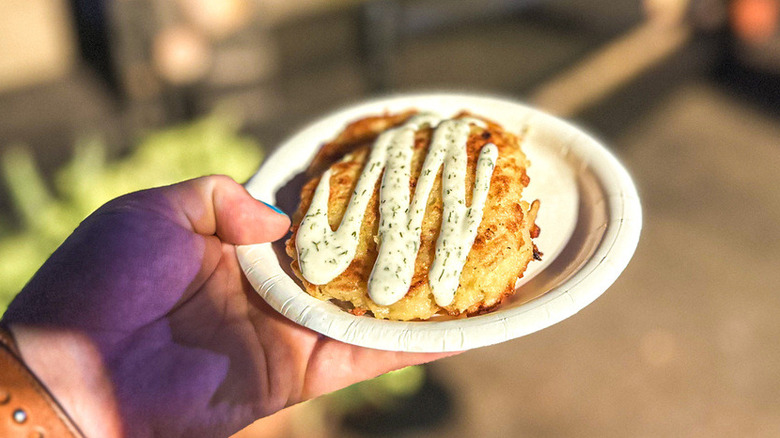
261,201,287,216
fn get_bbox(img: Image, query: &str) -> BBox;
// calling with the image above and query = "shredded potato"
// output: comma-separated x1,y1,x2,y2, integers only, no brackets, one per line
286,111,539,321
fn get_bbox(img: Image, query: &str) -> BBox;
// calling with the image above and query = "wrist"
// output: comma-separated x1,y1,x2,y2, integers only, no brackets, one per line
5,324,123,437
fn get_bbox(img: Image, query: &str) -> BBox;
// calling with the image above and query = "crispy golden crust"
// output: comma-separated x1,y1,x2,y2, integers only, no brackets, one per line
306,110,417,177
286,111,539,321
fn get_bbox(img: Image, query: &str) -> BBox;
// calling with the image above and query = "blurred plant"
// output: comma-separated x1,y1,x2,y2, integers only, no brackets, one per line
235,366,427,438
326,364,452,436
0,115,263,308
329,364,426,413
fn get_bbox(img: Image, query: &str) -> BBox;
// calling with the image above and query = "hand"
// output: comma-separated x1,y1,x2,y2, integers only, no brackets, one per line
1,176,453,437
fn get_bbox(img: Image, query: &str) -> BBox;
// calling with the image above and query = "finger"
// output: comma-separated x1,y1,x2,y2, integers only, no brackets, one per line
300,338,461,400
165,175,290,245
351,348,458,375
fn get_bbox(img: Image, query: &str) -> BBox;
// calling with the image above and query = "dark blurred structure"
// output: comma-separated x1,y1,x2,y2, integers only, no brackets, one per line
2,0,778,157
714,0,780,112
103,0,647,134
70,0,116,88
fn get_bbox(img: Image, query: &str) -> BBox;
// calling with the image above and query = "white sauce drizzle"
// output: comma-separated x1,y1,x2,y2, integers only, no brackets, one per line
296,114,498,307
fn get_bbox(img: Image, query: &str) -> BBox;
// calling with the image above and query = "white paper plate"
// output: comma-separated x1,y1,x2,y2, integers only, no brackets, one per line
237,93,641,352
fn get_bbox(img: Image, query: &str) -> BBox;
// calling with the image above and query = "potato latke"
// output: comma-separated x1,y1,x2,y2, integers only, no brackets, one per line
285,111,539,321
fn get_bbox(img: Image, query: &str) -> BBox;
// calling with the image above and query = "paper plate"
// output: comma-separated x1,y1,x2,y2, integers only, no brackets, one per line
237,93,641,352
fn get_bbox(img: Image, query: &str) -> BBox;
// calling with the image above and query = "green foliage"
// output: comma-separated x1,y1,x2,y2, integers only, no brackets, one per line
0,116,263,309
327,365,426,413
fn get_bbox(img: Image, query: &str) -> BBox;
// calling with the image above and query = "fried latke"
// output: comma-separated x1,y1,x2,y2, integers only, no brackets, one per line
285,111,539,321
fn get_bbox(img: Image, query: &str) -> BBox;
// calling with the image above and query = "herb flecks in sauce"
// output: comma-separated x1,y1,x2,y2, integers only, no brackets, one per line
296,114,497,307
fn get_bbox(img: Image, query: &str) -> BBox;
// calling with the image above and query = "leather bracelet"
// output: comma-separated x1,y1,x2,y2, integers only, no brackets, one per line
0,325,84,438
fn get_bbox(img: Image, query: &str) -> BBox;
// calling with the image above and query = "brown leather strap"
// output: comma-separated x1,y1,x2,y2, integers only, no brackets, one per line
0,326,84,438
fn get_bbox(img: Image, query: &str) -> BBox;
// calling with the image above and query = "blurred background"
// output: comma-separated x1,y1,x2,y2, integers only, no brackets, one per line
1,0,779,436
